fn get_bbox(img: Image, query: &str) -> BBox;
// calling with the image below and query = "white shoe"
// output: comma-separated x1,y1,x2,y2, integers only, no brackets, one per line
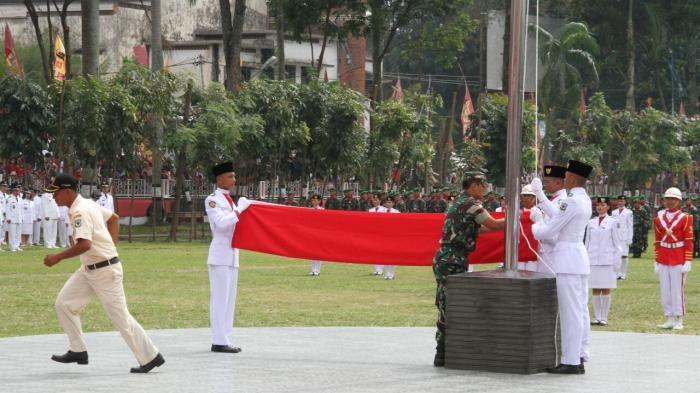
657,317,675,329
372,271,382,276
673,317,684,330
385,276,394,280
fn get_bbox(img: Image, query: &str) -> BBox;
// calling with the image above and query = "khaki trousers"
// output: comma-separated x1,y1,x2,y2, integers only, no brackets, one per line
55,263,159,365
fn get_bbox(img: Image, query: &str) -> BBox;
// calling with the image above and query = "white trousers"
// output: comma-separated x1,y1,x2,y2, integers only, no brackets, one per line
208,265,239,346
32,221,42,244
384,265,397,278
0,220,5,245
58,219,69,247
7,223,21,251
518,261,538,272
374,265,384,273
44,219,58,247
617,256,629,278
556,274,590,365
55,263,159,365
658,264,686,317
310,260,322,274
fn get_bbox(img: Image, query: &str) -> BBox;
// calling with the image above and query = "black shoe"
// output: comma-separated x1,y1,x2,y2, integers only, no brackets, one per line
211,344,242,353
51,350,88,365
580,358,586,372
433,353,445,367
546,363,584,374
130,353,165,373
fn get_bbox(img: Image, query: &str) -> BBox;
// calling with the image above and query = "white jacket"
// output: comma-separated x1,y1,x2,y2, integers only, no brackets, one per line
42,193,60,220
5,195,23,224
205,188,240,268
532,187,592,275
21,198,34,223
611,207,634,245
585,215,623,266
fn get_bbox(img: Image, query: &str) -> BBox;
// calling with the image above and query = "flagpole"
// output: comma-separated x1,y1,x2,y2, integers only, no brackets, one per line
504,0,527,271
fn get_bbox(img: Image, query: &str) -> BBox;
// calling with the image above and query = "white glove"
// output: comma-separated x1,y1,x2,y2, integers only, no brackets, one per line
682,261,692,273
654,262,659,275
530,177,543,193
236,197,251,214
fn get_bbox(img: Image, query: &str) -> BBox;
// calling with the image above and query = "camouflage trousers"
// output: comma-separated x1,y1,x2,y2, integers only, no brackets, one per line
630,230,646,257
432,246,469,355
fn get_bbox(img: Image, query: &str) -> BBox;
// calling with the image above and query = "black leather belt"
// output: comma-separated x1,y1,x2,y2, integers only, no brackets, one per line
86,257,120,270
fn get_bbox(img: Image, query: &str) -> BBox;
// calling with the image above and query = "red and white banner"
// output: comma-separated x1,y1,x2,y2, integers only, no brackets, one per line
232,204,538,266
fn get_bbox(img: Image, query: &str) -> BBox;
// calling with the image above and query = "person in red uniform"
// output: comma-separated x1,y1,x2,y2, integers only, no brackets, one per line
654,187,693,330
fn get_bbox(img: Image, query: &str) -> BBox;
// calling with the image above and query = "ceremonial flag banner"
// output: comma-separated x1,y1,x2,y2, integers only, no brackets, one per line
232,204,538,266
53,35,66,80
4,23,23,77
391,78,403,101
460,85,474,136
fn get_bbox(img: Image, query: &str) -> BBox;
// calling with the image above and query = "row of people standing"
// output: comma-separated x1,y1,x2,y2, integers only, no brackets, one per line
0,182,114,252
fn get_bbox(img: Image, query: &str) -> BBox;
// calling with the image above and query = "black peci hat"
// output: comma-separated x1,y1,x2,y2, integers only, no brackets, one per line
543,165,566,179
596,196,610,204
45,174,79,193
211,161,234,177
566,160,593,179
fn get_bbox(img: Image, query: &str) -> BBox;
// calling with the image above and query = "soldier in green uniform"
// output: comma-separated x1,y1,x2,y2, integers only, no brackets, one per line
283,193,298,206
395,191,408,213
407,188,426,213
681,196,699,258
324,188,341,210
483,192,500,212
358,190,372,212
432,172,505,367
341,189,360,211
630,197,649,257
639,196,652,252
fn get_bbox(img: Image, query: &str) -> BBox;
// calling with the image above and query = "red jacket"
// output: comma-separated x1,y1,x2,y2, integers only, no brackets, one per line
654,209,694,265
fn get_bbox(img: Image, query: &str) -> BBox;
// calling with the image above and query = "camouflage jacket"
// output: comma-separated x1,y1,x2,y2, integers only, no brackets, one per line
341,197,360,211
682,206,700,230
407,198,426,213
437,192,491,253
325,197,342,210
632,208,649,231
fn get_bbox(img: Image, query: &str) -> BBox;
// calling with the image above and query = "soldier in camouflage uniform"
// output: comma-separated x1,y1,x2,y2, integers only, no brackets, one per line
630,197,649,258
341,189,360,211
639,196,652,252
358,190,372,212
407,189,426,213
282,193,298,206
681,196,699,258
483,192,500,212
324,188,342,210
432,172,505,367
395,191,408,213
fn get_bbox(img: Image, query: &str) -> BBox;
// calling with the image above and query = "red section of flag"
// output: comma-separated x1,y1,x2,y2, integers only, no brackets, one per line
391,78,403,101
460,84,474,137
232,204,538,266
133,45,148,66
4,23,23,77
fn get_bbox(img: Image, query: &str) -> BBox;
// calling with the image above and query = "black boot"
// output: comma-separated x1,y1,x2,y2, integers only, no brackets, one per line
51,350,88,365
211,344,242,353
130,353,165,373
433,352,445,367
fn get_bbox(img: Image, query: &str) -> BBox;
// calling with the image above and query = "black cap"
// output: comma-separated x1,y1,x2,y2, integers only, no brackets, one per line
543,165,566,179
45,174,79,193
100,183,110,188
211,161,234,177
566,160,593,179
617,195,627,200
311,194,321,200
596,196,610,204
91,189,102,199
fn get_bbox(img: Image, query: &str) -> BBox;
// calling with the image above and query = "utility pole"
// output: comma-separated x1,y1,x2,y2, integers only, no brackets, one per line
151,0,164,231
81,0,99,76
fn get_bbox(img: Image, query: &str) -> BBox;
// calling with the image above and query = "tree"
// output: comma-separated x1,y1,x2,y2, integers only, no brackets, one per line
220,0,247,91
81,0,100,76
23,0,51,84
0,76,53,164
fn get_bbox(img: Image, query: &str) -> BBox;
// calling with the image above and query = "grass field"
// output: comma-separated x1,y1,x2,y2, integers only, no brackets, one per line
0,233,698,338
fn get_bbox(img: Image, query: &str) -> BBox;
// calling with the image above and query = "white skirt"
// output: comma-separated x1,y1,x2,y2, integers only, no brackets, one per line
589,265,617,289
21,222,33,235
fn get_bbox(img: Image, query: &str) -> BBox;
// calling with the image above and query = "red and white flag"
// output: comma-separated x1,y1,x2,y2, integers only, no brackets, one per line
4,23,23,77
391,78,403,101
460,84,474,137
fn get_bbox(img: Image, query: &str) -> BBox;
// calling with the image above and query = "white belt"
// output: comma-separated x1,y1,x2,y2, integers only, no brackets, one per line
660,241,685,249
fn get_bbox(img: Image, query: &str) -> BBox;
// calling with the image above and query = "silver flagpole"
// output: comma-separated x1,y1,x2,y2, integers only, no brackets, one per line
504,0,528,271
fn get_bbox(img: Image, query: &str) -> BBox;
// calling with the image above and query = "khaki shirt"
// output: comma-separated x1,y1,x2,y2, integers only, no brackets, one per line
69,195,118,265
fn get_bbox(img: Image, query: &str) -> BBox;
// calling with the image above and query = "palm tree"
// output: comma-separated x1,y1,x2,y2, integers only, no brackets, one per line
536,22,599,161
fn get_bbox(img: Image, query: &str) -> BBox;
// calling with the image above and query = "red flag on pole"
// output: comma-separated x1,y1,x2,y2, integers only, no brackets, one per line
4,23,24,77
391,78,403,101
460,84,474,137
680,101,686,117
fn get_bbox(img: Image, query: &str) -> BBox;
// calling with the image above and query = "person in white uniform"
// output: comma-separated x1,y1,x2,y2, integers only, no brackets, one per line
58,205,70,247
382,195,401,280
518,185,543,271
97,183,115,213
308,194,324,276
205,161,251,354
368,193,387,275
530,160,593,375
612,195,634,280
5,184,23,252
535,165,568,274
42,190,60,248
20,188,35,247
0,181,7,250
44,174,164,373
32,190,43,245
585,196,622,326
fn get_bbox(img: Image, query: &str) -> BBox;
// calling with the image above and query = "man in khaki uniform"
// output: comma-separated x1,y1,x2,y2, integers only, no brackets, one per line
43,174,165,373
